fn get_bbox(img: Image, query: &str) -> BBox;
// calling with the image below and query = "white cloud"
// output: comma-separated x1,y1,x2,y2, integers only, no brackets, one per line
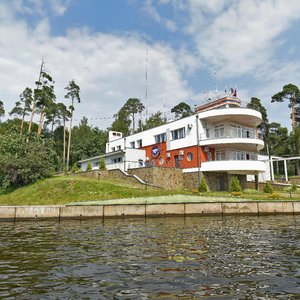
187,0,300,79
0,5,191,129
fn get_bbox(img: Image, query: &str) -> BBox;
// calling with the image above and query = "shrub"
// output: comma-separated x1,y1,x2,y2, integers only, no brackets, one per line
99,158,107,171
264,182,273,194
71,162,79,173
291,183,298,193
268,193,280,199
231,191,242,197
229,176,242,192
198,177,208,192
86,161,92,172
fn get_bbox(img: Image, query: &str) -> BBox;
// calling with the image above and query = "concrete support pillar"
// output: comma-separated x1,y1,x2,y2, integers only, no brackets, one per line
255,175,259,190
284,159,288,182
270,157,274,181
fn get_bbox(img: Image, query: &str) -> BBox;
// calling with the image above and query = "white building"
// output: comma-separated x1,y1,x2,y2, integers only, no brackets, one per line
79,94,267,190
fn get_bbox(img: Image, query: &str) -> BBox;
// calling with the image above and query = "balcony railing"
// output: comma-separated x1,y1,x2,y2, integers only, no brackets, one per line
204,129,263,140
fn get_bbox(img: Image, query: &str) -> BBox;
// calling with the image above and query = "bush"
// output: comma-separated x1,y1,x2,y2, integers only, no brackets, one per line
86,161,92,172
264,182,273,194
71,162,79,173
231,191,242,197
268,193,280,199
198,177,208,192
99,158,107,171
229,176,242,192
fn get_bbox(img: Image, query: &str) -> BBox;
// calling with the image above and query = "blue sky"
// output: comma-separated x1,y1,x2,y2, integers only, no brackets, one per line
1,0,300,130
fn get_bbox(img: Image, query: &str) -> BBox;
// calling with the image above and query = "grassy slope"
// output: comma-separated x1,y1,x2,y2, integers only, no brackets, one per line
0,176,181,206
0,176,299,206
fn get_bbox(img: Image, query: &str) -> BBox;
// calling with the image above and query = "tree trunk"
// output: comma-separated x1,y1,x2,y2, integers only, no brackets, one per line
66,99,74,172
63,117,66,173
28,60,44,134
37,109,44,135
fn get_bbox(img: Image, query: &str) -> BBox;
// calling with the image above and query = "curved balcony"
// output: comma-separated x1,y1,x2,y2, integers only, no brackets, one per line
201,137,264,151
201,160,266,174
199,108,262,127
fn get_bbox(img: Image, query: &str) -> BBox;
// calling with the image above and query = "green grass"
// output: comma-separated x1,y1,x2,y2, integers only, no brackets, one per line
0,176,182,206
0,175,299,206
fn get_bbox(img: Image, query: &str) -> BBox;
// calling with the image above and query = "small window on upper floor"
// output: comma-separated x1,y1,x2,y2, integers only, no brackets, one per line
130,141,135,148
154,133,167,143
116,145,121,151
137,139,142,148
171,127,186,140
111,147,115,152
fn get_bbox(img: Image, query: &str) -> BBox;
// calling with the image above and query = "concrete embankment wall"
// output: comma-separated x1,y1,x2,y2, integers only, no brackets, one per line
0,201,299,221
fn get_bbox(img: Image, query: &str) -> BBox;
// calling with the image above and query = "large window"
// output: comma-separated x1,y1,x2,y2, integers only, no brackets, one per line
171,127,186,140
154,133,167,143
216,150,226,160
214,124,225,138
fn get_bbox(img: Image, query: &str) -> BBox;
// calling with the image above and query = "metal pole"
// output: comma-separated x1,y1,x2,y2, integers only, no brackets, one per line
196,115,201,184
270,157,274,181
284,159,288,182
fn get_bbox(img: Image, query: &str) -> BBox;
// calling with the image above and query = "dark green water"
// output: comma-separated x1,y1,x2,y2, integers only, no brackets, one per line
0,215,299,299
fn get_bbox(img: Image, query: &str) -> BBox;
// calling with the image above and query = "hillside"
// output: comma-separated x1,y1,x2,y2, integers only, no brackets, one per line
0,176,179,206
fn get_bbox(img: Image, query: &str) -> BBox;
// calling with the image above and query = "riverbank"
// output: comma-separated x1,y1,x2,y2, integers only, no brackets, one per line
1,198,299,221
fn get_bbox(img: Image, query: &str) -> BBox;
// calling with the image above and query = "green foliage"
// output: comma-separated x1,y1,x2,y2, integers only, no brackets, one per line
71,162,79,173
229,176,242,192
268,193,280,199
143,111,165,130
99,158,107,170
291,183,298,192
263,182,273,194
0,100,5,120
0,132,57,189
171,102,192,119
86,161,92,172
243,189,260,194
198,177,208,192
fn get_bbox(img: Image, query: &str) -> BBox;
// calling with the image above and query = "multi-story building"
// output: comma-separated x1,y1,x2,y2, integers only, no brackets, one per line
80,94,266,190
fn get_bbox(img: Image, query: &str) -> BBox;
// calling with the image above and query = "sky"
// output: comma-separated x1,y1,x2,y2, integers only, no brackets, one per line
0,0,300,130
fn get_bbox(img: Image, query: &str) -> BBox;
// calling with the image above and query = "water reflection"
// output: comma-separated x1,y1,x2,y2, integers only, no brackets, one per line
0,215,299,299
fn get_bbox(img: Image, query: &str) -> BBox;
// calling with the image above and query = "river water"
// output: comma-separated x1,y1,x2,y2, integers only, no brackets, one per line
0,215,299,299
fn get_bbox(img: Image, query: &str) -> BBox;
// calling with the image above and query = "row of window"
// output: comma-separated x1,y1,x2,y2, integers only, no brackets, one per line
216,150,257,161
154,127,186,144
213,124,255,139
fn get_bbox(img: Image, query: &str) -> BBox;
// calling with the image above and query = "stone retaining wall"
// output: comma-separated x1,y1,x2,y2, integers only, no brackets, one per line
1,201,299,221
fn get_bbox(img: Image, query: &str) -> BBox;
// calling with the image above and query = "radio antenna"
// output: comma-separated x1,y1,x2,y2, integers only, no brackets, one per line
145,48,148,121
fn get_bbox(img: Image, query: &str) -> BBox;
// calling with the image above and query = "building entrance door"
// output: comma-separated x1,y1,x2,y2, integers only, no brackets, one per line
174,155,180,168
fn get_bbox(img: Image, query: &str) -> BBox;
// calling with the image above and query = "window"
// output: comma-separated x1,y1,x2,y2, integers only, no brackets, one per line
111,157,122,163
111,147,115,152
214,124,224,138
137,139,142,148
92,161,99,168
187,152,193,161
116,145,121,151
171,127,186,140
230,124,242,138
206,128,210,138
130,141,135,148
216,150,226,160
154,133,166,143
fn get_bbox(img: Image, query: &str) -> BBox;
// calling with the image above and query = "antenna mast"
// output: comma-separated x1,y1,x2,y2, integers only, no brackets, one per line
213,56,218,94
145,48,148,121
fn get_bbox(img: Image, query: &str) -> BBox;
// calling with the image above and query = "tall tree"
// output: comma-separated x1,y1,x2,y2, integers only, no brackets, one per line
271,83,300,131
247,97,269,146
0,101,4,121
9,87,33,134
35,71,56,135
144,111,165,130
171,102,192,119
110,107,131,136
123,98,145,132
56,103,71,169
65,80,81,171
28,60,45,133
